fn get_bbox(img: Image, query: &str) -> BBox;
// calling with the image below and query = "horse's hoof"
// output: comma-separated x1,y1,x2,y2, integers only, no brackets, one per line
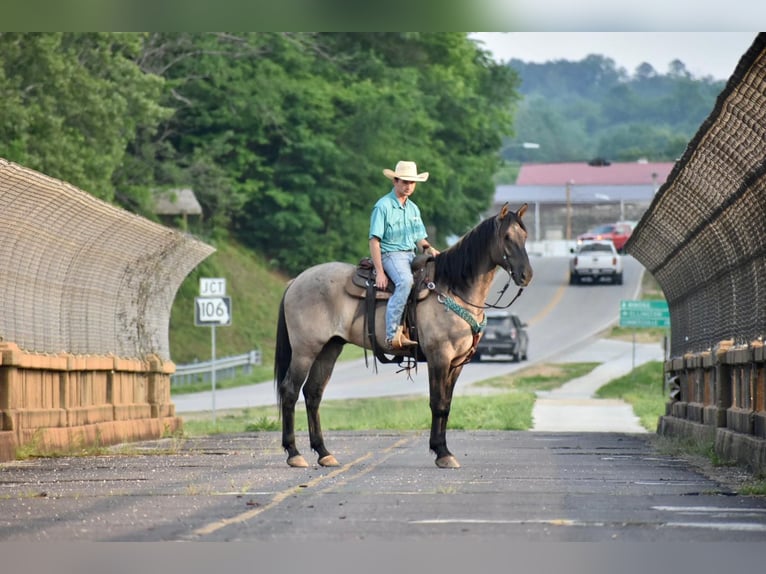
435,455,461,469
318,454,340,467
287,455,309,468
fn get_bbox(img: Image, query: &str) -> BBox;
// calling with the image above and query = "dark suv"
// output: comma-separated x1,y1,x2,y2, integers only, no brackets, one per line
473,311,529,362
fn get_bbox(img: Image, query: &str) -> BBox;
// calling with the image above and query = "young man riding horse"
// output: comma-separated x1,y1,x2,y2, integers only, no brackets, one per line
368,160,439,351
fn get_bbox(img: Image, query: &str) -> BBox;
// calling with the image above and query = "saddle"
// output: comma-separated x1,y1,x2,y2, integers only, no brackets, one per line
344,255,432,301
345,255,435,367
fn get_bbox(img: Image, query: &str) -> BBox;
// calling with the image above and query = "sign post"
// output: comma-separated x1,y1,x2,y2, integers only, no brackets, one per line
195,278,232,424
619,300,670,371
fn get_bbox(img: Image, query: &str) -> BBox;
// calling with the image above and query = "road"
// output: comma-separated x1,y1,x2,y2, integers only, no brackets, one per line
2,431,765,544
172,255,650,413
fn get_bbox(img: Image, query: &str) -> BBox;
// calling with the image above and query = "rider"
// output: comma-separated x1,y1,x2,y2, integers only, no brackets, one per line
369,160,439,350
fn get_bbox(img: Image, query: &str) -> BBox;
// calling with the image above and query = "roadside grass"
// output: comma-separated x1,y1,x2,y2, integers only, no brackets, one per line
474,362,599,392
180,361,600,436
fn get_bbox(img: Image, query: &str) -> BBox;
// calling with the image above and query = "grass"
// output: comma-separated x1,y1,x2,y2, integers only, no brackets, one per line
740,481,766,495
180,361,600,436
475,362,600,392
169,239,289,365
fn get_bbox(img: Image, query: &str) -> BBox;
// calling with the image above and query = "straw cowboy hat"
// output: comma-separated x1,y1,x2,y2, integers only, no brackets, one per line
383,160,429,182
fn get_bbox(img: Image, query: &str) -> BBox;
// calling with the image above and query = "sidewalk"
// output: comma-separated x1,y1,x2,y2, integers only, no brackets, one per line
532,338,664,432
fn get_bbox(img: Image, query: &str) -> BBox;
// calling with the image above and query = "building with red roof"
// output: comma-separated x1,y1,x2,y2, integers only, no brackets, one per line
493,160,675,246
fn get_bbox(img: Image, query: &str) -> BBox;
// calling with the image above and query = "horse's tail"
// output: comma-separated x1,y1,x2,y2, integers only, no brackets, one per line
274,290,292,408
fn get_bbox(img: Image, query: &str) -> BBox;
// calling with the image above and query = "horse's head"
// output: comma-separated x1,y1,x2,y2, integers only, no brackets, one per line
495,203,533,287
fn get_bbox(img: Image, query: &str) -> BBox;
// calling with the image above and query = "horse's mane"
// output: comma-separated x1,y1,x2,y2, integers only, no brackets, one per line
434,210,520,293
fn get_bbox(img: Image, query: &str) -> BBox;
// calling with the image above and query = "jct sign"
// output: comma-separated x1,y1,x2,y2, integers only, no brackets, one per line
195,296,232,326
200,277,226,296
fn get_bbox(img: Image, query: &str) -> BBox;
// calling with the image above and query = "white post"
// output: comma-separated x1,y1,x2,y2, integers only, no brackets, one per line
632,331,636,372
534,201,540,243
211,324,217,425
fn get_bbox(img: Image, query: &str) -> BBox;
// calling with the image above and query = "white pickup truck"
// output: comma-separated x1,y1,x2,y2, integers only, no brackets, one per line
569,239,624,285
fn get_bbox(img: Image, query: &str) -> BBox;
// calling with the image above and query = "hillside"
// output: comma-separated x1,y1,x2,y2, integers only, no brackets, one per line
168,239,290,365
502,55,726,164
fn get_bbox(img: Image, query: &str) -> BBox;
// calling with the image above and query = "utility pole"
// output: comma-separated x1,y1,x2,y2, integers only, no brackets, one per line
565,180,573,241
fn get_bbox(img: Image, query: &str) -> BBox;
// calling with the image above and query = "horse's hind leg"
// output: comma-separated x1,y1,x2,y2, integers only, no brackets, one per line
278,357,314,468
302,338,345,467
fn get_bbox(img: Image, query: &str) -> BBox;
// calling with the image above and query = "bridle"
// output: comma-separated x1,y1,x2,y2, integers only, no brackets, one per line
442,245,525,311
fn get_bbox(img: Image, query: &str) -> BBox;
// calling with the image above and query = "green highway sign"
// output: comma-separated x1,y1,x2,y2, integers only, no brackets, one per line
619,299,670,328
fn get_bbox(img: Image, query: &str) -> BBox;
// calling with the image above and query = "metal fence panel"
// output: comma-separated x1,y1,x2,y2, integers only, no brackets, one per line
627,34,766,357
0,159,214,360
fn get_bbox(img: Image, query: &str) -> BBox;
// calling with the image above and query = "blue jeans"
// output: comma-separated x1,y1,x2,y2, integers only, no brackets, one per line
381,250,415,341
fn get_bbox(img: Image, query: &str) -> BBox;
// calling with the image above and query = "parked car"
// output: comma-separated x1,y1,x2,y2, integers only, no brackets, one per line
474,311,529,362
576,222,632,252
569,239,624,285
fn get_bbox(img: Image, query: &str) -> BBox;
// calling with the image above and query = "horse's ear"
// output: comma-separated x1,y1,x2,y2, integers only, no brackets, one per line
517,203,528,219
498,202,510,220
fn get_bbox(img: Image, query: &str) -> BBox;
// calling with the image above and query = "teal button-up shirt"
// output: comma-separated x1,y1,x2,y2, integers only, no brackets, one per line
369,190,427,253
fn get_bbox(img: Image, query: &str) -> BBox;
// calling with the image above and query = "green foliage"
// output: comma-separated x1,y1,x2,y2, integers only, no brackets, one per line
0,33,171,203
131,32,521,274
504,55,726,163
739,480,766,495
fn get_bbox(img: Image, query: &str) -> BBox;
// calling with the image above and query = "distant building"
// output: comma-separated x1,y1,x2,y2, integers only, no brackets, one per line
493,160,674,244
154,188,203,228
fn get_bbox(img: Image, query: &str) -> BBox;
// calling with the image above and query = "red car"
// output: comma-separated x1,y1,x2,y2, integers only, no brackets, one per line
576,223,632,252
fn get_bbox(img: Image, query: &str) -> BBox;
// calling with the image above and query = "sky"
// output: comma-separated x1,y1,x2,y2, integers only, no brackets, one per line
470,32,759,80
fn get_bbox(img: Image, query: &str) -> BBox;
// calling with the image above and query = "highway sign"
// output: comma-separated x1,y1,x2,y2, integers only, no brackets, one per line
200,277,227,296
195,296,232,326
620,299,670,328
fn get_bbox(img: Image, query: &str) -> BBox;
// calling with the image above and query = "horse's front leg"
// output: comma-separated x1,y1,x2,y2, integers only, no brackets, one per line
428,362,463,469
302,339,344,467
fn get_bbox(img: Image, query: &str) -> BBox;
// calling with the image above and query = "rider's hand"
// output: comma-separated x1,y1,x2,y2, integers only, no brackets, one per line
375,274,388,291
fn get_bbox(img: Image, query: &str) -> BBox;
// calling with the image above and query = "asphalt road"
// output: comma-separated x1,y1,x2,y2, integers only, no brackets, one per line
2,431,765,543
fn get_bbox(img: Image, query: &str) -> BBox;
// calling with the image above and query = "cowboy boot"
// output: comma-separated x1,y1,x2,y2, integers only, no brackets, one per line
392,324,417,349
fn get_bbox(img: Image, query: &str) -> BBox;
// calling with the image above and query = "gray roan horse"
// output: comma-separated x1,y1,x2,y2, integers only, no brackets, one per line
274,203,532,468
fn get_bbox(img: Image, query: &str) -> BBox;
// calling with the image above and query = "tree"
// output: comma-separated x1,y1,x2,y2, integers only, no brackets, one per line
0,33,170,203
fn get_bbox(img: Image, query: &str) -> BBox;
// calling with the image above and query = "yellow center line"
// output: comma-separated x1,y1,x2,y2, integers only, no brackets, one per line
526,281,567,327
191,435,416,537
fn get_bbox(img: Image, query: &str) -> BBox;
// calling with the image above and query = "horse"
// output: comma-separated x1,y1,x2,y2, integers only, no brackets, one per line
274,203,533,468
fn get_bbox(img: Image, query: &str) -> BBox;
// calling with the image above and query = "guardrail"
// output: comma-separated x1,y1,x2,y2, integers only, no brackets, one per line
171,349,262,387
